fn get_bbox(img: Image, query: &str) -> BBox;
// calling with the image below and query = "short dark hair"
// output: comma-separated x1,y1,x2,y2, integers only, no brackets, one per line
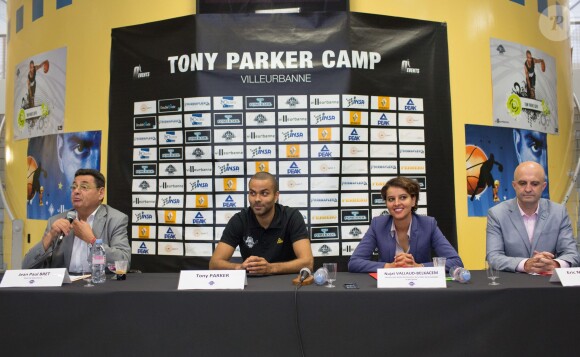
75,169,105,188
249,171,278,193
380,176,420,212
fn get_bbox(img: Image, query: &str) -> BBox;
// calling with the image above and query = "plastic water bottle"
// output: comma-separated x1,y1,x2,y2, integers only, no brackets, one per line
449,266,471,283
91,239,106,284
313,267,328,286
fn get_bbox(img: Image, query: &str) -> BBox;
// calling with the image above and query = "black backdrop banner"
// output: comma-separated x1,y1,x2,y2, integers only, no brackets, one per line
108,12,455,272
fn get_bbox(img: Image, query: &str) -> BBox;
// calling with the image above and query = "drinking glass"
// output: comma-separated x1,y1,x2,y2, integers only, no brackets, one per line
432,257,447,268
486,260,500,286
83,246,94,287
323,263,337,288
107,262,117,280
114,260,128,280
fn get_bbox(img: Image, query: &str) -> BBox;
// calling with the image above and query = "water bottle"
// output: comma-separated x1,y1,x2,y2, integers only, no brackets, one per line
449,266,471,283
313,267,328,286
91,239,106,284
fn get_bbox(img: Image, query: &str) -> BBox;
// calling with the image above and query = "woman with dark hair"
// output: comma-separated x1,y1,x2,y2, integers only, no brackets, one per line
348,176,463,273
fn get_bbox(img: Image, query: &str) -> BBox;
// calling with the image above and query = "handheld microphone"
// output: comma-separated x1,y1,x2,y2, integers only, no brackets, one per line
57,211,77,243
299,267,311,284
292,267,313,286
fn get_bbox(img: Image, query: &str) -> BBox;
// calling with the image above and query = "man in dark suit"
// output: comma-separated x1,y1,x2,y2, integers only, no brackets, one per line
486,161,579,273
23,169,130,272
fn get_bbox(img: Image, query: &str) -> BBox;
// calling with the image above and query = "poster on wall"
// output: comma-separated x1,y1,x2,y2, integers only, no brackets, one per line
27,131,102,220
465,124,549,217
490,38,557,134
108,12,455,271
13,47,67,141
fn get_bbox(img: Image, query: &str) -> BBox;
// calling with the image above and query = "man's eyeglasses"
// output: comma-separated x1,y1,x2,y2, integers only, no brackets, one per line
70,183,99,192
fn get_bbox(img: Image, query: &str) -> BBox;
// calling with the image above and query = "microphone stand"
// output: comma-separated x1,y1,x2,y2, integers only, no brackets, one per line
47,236,61,267
30,237,59,269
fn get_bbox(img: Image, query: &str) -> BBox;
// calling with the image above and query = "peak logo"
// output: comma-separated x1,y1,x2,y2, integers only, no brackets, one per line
137,242,150,254
223,195,237,208
317,145,332,158
287,161,301,175
164,227,177,239
192,212,208,224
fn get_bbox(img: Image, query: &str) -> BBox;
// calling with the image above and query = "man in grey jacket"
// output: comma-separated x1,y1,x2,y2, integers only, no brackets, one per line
486,161,579,273
23,169,130,273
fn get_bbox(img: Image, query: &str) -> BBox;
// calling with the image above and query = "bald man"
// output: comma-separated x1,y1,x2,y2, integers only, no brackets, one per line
486,161,580,273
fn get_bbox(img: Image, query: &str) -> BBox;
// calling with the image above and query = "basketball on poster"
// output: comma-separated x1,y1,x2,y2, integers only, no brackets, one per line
465,124,548,217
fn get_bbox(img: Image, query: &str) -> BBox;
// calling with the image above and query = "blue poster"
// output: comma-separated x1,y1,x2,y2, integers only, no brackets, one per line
465,124,548,217
27,131,102,219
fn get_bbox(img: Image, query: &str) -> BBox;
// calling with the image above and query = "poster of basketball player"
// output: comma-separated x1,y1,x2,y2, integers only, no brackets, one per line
13,47,67,140
490,38,557,135
27,131,102,220
465,124,549,217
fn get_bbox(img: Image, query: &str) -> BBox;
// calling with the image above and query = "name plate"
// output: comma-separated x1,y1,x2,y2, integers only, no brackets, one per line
549,268,580,286
377,267,446,288
178,270,246,290
0,268,72,288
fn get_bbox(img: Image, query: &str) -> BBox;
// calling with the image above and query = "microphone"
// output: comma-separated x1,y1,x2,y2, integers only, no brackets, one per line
292,267,313,286
299,267,311,284
57,211,77,243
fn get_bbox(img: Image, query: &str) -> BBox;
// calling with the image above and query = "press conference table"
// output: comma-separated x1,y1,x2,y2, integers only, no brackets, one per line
0,271,578,357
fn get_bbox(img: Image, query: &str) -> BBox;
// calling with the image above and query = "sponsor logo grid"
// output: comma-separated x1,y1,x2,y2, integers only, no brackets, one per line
131,95,427,257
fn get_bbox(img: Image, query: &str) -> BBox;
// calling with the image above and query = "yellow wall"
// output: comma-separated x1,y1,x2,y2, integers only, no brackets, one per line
4,0,575,270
